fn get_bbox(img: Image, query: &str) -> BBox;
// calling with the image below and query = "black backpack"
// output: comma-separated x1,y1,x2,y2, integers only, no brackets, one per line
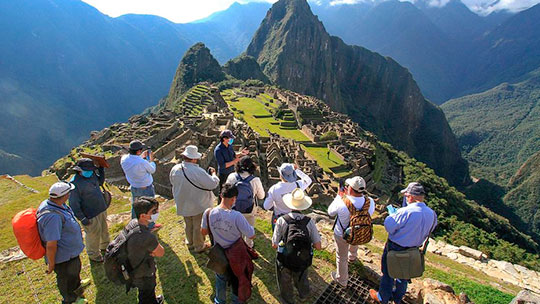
277,214,313,272
233,174,255,213
104,225,144,291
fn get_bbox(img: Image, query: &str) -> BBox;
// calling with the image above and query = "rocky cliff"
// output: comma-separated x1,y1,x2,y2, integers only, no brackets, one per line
246,0,470,187
166,43,225,108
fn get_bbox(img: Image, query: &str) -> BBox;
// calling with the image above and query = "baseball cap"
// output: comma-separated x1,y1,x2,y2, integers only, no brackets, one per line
49,182,75,198
219,129,235,139
129,140,146,151
400,182,425,196
345,176,366,192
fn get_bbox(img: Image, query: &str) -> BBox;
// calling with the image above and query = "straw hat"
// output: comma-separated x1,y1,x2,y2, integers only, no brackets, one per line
283,188,312,211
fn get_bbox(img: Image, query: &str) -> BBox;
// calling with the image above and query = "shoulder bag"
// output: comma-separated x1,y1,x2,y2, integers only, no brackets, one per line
386,214,437,279
205,208,230,275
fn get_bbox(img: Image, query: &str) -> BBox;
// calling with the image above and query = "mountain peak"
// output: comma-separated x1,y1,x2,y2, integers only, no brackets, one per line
246,0,470,186
166,43,225,107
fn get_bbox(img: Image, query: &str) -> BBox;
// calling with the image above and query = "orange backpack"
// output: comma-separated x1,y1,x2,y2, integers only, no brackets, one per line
12,208,64,260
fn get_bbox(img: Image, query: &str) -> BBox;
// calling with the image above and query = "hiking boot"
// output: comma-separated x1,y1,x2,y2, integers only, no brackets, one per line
74,297,88,304
369,289,380,303
156,295,164,304
79,278,91,288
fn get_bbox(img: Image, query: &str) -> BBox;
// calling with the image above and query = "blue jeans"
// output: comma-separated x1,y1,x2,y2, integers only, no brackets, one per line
215,273,239,304
131,185,156,229
378,241,409,304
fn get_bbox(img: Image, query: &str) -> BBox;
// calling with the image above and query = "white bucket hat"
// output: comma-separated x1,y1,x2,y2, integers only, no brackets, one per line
181,145,202,160
283,188,312,211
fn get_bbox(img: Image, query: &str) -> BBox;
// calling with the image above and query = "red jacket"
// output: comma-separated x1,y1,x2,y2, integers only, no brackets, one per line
225,239,254,302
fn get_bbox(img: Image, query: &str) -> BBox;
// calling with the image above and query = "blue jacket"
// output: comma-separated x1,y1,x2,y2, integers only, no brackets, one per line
69,167,107,224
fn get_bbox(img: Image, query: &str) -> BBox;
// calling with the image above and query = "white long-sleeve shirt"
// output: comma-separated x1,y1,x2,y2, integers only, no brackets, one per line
170,162,220,217
120,154,156,188
263,169,312,216
328,195,375,237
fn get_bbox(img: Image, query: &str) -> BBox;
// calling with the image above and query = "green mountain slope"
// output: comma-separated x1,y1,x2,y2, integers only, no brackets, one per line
505,152,540,241
246,0,470,187
442,75,540,183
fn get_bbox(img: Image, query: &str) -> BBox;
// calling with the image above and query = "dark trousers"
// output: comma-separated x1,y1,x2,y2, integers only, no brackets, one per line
378,241,410,304
54,256,82,304
217,174,228,204
276,261,310,304
132,276,158,304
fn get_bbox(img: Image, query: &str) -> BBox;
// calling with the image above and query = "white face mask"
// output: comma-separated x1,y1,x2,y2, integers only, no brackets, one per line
149,212,159,222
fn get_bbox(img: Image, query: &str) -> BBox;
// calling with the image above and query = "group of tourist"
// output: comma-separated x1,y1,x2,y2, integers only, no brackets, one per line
35,129,437,304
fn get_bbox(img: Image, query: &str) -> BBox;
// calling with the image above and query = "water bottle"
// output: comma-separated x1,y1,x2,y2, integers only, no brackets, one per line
278,240,285,254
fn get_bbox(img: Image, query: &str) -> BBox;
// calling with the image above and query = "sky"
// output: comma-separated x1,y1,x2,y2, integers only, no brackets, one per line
81,0,540,23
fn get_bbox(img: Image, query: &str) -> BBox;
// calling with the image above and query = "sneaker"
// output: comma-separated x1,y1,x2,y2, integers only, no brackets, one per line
74,298,88,304
330,271,347,287
369,289,381,303
79,278,91,288
156,295,164,304
194,244,211,253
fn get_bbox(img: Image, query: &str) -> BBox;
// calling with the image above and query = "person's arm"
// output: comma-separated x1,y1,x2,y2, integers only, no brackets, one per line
197,167,220,189
97,167,105,186
45,241,57,274
201,209,210,237
295,169,312,190
254,178,265,200
68,187,89,225
143,160,156,174
309,219,322,250
384,211,406,234
151,243,165,257
237,212,255,239
327,196,341,217
272,218,283,248
368,197,376,217
263,188,275,210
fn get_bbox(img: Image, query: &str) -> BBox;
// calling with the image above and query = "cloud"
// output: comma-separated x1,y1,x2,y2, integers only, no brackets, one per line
462,0,540,15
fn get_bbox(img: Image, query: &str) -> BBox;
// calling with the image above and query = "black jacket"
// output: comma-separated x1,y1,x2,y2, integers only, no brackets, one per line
69,167,107,224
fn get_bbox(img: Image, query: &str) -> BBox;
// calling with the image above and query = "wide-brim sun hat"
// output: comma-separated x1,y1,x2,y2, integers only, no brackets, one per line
72,158,97,172
181,145,202,160
283,188,312,211
278,163,297,183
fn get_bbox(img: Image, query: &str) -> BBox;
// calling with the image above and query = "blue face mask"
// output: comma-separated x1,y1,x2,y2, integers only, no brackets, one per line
228,138,234,145
81,170,94,178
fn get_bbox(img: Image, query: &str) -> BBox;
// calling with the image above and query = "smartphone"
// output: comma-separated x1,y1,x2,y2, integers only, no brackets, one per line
146,148,151,161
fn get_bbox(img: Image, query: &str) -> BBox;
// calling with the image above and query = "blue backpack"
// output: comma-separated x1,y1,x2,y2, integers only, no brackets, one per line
233,174,255,214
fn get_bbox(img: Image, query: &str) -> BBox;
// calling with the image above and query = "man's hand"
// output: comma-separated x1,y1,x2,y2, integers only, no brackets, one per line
241,148,249,156
208,167,216,175
46,263,54,274
294,163,299,170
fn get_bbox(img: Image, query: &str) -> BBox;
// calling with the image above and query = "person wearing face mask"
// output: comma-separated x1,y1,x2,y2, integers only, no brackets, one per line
214,129,249,199
69,158,110,263
126,197,165,304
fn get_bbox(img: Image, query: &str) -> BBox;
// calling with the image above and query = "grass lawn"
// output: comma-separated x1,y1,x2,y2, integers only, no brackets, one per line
301,146,352,177
224,91,353,177
0,207,336,304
